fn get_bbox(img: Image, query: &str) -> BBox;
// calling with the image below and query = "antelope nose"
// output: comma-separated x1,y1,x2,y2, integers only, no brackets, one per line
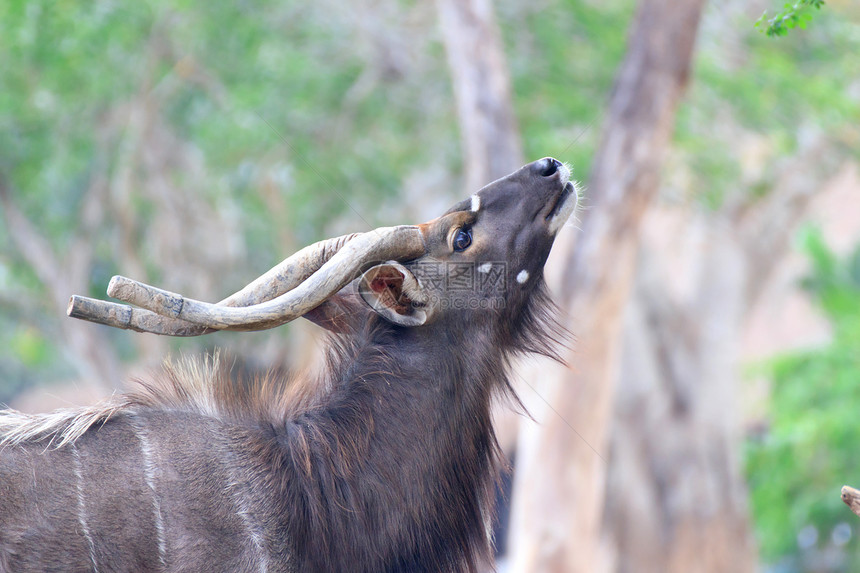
536,157,562,177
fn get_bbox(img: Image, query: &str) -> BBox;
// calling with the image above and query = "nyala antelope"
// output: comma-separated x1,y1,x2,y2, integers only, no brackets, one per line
0,158,578,573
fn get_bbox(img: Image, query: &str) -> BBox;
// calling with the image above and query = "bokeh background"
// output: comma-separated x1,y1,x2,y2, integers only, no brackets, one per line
1,0,859,571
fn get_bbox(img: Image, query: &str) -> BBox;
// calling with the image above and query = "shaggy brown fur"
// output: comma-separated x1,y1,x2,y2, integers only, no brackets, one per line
0,157,576,573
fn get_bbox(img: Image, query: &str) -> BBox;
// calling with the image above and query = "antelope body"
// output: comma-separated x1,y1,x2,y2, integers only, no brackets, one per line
0,158,577,573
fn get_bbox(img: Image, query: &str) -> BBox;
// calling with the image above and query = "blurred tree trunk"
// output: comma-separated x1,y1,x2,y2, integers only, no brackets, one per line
508,0,706,571
602,139,839,572
435,0,523,190
605,230,757,573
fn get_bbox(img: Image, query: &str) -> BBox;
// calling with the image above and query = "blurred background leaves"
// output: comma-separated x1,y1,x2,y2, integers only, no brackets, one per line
1,0,859,571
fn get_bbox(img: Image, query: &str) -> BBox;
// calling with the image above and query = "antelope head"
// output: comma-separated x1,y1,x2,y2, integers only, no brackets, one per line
68,157,578,339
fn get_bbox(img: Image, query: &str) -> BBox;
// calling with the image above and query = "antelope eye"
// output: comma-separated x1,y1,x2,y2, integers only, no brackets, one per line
453,227,472,252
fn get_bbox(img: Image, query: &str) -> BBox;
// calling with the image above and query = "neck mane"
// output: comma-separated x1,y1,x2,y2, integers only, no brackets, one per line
262,316,506,572
266,280,562,572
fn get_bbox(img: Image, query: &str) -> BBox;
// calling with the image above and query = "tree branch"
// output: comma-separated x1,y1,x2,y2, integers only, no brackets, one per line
732,138,841,304
0,173,123,391
0,176,66,310
842,486,860,518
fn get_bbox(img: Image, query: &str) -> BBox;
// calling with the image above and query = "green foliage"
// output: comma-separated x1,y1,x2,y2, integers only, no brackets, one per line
675,2,858,212
746,231,860,568
798,228,860,319
0,0,460,392
10,327,51,368
0,0,634,394
756,1,826,38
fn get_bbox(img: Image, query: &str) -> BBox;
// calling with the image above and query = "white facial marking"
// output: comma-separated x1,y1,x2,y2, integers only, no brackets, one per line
559,162,571,186
478,262,492,274
470,194,481,212
516,270,529,284
548,178,581,235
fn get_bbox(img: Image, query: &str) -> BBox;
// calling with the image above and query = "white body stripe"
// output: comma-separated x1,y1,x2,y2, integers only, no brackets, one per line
222,448,269,573
72,445,100,573
235,498,269,573
130,417,168,568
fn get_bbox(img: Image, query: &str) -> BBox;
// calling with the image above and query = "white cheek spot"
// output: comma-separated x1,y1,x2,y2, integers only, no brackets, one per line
516,270,529,284
478,262,492,274
470,194,481,212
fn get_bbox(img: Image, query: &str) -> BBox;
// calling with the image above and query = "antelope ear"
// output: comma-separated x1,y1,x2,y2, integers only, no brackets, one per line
358,262,435,327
